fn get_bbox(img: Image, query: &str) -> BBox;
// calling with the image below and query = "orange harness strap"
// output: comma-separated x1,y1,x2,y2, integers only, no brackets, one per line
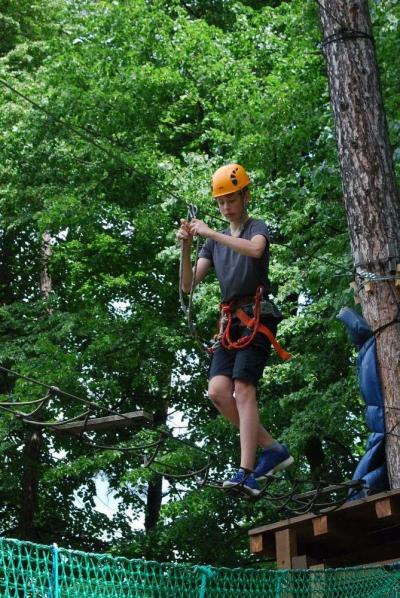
214,286,293,361
219,287,263,352
235,308,293,361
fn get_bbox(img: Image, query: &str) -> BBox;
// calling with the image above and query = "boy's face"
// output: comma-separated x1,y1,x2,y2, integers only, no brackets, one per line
215,190,248,221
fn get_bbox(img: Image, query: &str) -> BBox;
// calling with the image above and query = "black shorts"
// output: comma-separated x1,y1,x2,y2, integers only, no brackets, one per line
208,317,278,387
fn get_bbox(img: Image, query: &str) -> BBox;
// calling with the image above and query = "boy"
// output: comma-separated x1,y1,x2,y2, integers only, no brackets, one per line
177,164,293,496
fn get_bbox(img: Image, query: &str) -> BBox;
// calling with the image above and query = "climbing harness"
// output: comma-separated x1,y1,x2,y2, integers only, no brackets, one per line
211,286,293,361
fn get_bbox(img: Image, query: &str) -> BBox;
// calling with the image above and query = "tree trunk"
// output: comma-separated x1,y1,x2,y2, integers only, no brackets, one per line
20,429,42,541
20,233,52,538
304,436,325,482
144,406,168,533
0,229,14,305
40,232,52,303
318,1,400,487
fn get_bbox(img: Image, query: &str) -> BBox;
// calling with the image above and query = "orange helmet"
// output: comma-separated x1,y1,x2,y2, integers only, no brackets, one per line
211,163,251,198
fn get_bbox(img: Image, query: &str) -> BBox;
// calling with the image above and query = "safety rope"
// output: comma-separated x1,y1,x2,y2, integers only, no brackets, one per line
321,29,374,49
178,204,210,357
203,471,367,516
0,364,371,514
314,0,375,50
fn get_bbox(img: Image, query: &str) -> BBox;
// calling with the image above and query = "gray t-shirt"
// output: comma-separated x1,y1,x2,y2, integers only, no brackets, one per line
198,218,270,302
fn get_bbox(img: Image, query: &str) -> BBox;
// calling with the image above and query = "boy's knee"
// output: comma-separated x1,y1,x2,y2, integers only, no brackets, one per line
208,386,226,407
208,377,231,406
208,388,220,406
234,378,256,401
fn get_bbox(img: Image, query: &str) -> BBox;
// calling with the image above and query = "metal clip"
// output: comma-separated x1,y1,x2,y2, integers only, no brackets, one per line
187,204,198,222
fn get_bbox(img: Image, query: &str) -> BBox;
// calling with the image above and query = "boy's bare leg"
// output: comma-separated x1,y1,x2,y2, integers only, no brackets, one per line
208,376,274,455
234,379,269,471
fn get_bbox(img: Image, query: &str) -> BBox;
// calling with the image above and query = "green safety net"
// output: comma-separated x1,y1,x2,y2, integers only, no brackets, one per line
1,537,400,597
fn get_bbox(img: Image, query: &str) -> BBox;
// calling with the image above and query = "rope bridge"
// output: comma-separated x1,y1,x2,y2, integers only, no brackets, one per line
1,537,400,597
0,365,367,516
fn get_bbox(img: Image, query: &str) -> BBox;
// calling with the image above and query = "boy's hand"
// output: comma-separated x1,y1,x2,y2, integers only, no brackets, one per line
177,219,193,243
189,219,212,238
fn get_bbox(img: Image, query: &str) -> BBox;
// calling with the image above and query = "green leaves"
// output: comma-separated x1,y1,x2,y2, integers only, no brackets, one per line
0,0,397,564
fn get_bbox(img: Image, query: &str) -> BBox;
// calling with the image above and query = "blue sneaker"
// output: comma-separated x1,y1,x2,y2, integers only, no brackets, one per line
253,444,294,480
222,468,261,497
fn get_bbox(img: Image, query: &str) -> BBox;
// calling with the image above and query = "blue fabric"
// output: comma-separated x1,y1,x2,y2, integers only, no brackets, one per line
358,337,386,434
337,308,388,498
337,306,372,348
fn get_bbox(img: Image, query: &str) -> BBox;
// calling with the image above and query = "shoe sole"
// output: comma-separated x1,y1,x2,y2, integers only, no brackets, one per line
254,455,294,481
222,481,260,498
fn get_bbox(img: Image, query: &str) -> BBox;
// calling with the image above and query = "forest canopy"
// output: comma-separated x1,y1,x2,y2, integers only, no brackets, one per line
0,0,399,565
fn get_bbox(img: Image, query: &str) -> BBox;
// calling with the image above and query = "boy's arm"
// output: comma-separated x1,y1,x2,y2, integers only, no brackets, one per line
178,219,212,293
181,250,211,293
189,219,267,258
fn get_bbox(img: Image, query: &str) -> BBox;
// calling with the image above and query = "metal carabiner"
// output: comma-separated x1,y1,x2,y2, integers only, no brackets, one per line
187,203,198,222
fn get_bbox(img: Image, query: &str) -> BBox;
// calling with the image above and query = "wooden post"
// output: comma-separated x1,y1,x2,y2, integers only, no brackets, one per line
275,528,297,569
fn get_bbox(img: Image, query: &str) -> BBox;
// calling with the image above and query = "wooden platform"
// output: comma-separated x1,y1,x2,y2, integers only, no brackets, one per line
54,411,153,434
249,488,400,569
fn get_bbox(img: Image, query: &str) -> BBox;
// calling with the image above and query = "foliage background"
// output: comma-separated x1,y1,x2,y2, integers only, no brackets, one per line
0,0,398,565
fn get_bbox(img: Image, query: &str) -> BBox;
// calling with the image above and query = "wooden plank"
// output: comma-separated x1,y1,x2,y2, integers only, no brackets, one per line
365,557,400,567
248,488,400,538
309,514,363,559
249,533,275,557
375,497,400,520
312,515,357,541
249,534,264,555
249,489,400,567
55,411,153,433
249,512,316,537
312,515,329,537
275,528,297,569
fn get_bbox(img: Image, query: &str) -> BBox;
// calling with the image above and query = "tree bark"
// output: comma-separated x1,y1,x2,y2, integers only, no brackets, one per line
318,1,400,487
